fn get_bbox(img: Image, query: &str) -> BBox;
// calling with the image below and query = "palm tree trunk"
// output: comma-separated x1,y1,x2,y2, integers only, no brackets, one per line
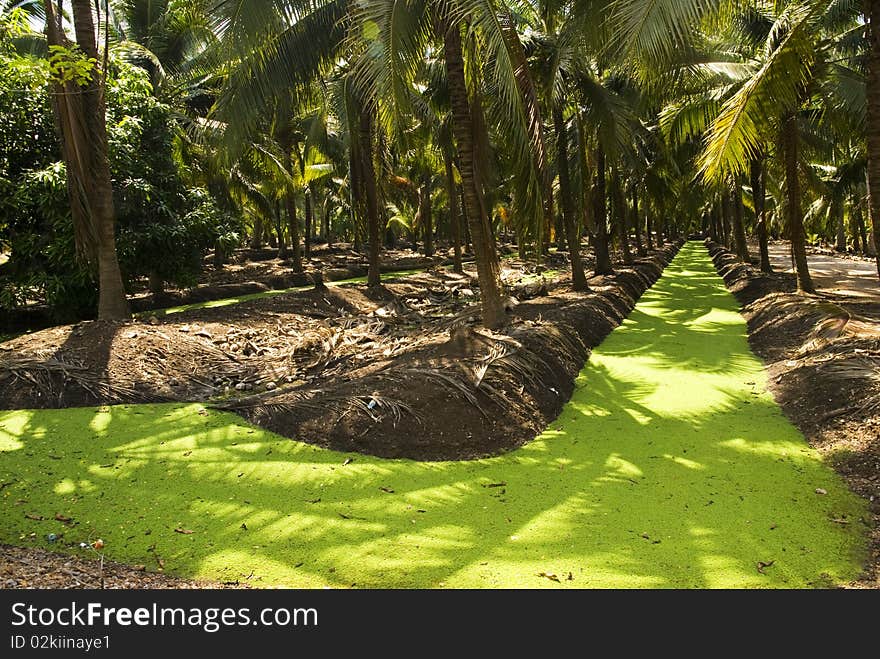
443,146,463,273
782,115,815,293
95,175,129,319
279,145,299,267
611,168,632,265
835,202,847,252
645,208,654,250
322,196,331,245
593,146,613,275
631,186,645,256
851,209,862,253
575,112,593,244
730,178,750,262
304,190,313,258
250,217,264,249
750,159,772,272
358,110,381,287
553,106,588,291
281,195,293,262
421,183,434,257
866,0,880,278
555,211,566,252
442,19,506,328
854,200,868,254
458,185,472,252
720,192,731,249
45,0,129,320
268,202,278,248
497,9,552,263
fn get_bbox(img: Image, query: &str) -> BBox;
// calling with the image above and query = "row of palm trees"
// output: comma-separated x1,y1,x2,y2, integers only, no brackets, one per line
12,0,879,326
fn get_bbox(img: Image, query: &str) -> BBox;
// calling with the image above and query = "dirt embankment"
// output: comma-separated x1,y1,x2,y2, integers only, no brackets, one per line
706,240,880,588
0,243,681,461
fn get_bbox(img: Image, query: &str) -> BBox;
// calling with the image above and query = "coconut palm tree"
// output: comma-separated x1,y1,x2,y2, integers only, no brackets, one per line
865,0,880,277
210,0,520,325
616,0,865,291
43,0,130,319
521,0,596,288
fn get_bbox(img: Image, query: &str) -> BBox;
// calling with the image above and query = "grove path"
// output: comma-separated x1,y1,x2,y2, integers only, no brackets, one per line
0,244,867,587
767,243,879,300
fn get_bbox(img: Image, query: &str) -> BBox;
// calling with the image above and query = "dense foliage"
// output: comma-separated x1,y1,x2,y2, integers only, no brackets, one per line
0,38,239,319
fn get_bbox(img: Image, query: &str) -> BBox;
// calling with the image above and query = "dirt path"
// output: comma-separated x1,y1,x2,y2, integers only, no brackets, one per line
0,244,867,588
766,243,879,300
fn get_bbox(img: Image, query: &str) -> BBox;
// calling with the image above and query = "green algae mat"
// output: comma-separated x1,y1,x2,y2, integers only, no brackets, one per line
0,243,867,587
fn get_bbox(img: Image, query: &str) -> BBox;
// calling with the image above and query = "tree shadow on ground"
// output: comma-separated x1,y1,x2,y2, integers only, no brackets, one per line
0,244,867,588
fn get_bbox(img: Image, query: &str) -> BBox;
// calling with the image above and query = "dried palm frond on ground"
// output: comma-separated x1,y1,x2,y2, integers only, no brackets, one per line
0,354,154,405
823,358,880,415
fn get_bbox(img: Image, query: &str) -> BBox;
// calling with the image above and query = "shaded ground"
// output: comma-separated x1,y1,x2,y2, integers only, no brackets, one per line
0,544,244,589
763,241,879,300
0,247,677,461
0,244,866,588
129,244,461,313
0,245,463,335
708,240,880,588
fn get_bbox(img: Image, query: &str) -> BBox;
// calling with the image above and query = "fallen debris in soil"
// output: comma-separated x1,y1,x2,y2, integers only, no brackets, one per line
128,245,449,314
707,239,880,589
0,245,681,460
0,544,244,589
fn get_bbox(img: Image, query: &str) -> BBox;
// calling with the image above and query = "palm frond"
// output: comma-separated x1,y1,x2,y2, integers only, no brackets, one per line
699,2,821,181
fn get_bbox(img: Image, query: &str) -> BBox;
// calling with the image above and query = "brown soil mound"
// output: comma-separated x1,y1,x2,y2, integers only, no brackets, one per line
706,240,880,588
0,245,681,461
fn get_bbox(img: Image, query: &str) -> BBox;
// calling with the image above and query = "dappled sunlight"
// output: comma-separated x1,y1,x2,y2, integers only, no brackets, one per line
0,244,867,588
603,454,645,479
197,549,331,588
150,269,423,318
0,410,32,451
687,308,743,329
720,437,818,461
660,454,704,470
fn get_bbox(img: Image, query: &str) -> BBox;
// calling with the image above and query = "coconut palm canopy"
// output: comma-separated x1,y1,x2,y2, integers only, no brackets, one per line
0,0,877,319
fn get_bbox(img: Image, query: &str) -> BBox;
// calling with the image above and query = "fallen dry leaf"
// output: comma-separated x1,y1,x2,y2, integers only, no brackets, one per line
174,528,195,535
537,572,561,582
756,560,775,574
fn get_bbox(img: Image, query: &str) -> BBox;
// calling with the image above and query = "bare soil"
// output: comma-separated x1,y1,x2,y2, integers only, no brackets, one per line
0,244,465,334
763,241,880,301
128,245,451,313
0,245,681,461
707,240,880,589
0,544,245,589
